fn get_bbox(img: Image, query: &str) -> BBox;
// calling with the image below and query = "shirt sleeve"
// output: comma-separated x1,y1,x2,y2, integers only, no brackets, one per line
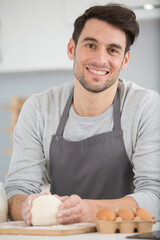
127,91,160,220
4,95,46,200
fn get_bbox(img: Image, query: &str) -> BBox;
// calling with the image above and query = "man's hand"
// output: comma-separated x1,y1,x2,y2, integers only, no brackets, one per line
21,194,40,225
56,194,94,224
56,195,138,225
21,192,51,225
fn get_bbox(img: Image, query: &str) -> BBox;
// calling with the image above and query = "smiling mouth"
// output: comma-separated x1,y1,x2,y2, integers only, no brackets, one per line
86,67,109,76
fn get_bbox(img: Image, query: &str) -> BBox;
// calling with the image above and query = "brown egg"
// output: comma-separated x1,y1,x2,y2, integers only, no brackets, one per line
136,208,153,221
118,209,135,220
96,209,116,221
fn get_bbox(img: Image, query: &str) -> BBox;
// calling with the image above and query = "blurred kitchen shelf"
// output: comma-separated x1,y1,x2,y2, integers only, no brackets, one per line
3,96,27,155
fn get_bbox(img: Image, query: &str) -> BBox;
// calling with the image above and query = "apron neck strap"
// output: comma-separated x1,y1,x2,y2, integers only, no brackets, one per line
113,88,121,131
55,88,74,137
55,87,121,137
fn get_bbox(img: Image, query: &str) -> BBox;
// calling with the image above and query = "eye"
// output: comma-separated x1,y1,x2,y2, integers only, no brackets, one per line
86,43,95,49
109,48,118,53
108,48,119,54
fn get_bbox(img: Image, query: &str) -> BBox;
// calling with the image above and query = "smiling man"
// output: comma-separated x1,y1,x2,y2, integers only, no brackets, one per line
70,20,129,95
4,3,160,225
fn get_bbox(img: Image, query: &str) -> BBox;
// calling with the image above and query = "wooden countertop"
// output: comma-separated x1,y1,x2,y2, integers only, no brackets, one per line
0,221,159,240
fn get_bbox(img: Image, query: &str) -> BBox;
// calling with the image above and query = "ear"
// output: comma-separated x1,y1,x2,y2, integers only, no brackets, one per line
121,51,130,70
67,38,75,60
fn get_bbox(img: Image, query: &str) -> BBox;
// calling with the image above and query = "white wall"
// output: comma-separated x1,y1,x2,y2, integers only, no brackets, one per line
0,0,73,71
120,19,160,91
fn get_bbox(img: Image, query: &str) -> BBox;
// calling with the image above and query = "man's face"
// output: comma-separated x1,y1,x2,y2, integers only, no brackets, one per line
67,18,130,93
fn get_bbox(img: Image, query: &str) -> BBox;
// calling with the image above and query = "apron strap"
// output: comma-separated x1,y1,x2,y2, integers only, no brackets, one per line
113,89,121,131
55,87,121,137
55,88,74,137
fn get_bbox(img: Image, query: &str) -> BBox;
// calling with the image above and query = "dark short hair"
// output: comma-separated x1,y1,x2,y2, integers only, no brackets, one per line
72,3,139,53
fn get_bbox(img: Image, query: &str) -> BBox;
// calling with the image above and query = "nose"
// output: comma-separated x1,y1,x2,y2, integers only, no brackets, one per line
94,47,108,66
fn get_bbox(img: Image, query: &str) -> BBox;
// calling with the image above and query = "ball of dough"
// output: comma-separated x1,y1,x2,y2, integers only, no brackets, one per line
31,195,62,226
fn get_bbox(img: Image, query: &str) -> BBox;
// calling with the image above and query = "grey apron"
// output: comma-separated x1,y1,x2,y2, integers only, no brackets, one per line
50,88,134,199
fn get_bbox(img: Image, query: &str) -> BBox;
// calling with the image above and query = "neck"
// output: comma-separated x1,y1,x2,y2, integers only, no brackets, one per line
73,80,118,117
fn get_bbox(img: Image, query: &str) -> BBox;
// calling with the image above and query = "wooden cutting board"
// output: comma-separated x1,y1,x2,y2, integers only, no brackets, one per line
0,221,97,236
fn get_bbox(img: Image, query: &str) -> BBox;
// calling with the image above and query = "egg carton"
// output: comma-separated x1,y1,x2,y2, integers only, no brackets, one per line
95,216,156,234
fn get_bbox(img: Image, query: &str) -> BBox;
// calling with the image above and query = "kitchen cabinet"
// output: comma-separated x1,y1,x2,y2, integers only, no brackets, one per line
0,0,73,72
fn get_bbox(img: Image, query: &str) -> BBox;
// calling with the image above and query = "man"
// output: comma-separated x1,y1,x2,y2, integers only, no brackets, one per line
4,3,160,225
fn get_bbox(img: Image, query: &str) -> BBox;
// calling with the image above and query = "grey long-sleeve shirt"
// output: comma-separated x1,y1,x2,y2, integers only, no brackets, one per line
4,79,160,220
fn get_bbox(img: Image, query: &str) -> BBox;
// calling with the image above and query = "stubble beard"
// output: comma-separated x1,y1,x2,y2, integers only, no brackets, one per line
74,62,120,93
78,75,117,93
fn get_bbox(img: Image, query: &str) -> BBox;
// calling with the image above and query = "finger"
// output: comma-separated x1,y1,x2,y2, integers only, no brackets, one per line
23,211,32,225
22,206,32,225
57,203,81,224
58,212,81,224
26,198,33,210
60,195,81,210
25,219,32,226
60,196,70,202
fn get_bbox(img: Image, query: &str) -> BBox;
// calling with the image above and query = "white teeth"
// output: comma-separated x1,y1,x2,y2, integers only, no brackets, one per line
88,68,107,76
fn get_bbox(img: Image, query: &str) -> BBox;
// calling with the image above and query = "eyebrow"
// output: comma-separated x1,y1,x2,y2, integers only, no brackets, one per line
81,37,98,43
81,38,123,51
109,43,122,51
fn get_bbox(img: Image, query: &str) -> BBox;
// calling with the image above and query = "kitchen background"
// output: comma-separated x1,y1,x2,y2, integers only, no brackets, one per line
0,0,160,182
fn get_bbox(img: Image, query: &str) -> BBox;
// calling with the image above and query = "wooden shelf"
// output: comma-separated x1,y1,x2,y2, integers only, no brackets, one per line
4,149,12,155
3,96,27,155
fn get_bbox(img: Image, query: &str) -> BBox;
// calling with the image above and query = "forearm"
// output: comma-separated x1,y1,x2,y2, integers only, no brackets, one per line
8,194,28,221
85,196,138,221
